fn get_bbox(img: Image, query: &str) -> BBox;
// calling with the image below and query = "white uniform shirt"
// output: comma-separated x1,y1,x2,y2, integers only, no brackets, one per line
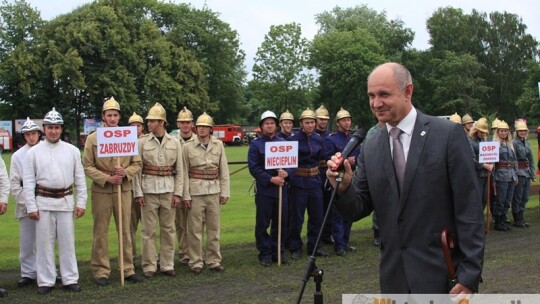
0,156,9,203
10,143,36,218
23,140,87,213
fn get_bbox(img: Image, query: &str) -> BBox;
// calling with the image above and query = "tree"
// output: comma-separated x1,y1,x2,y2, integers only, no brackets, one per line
310,28,385,127
429,51,490,115
151,1,246,123
0,0,47,119
248,23,315,120
427,7,539,121
37,0,211,143
516,60,540,123
315,5,414,59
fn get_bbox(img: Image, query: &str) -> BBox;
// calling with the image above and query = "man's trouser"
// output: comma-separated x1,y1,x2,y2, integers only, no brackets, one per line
91,191,136,279
141,192,176,273
289,186,323,254
187,193,222,269
36,210,78,287
130,198,142,258
19,216,37,279
255,194,288,261
175,204,189,261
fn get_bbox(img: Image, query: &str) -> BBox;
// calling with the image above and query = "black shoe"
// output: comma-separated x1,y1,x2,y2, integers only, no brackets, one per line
346,244,357,251
95,277,109,287
291,250,303,260
313,249,330,257
125,274,144,284
0,288,6,297
63,284,82,292
37,286,54,295
335,248,347,257
17,277,36,287
260,257,272,267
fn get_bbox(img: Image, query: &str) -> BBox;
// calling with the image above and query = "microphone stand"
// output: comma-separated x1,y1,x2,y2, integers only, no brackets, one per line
296,175,343,304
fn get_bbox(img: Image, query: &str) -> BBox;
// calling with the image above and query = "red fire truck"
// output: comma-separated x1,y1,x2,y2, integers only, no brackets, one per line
213,125,244,146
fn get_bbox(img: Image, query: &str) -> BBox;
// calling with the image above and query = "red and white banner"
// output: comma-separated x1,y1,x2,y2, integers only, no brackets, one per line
96,127,139,158
265,141,298,169
479,141,499,163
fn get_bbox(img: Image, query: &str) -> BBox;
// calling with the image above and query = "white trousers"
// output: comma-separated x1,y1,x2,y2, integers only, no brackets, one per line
36,211,79,287
19,216,37,279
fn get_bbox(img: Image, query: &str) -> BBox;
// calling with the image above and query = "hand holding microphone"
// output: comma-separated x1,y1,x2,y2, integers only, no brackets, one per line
330,129,366,171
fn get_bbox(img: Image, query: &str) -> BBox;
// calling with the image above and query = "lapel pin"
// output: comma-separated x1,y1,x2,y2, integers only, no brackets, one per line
420,131,426,136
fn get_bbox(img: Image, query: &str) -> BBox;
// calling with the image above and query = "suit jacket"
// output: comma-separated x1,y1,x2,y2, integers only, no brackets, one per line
335,111,485,293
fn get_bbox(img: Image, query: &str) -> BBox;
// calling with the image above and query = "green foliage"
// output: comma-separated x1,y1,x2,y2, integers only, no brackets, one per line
427,7,539,121
315,5,414,59
310,29,385,127
248,23,315,122
429,51,490,115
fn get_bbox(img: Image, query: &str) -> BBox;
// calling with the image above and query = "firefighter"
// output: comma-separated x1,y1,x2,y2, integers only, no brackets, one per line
278,110,295,139
83,97,143,286
512,120,535,227
175,106,196,266
10,118,42,287
182,112,230,273
287,108,329,259
23,108,87,295
128,112,145,260
133,103,183,278
469,118,493,208
0,130,9,297
462,114,474,135
248,111,289,266
325,108,360,256
492,120,518,232
314,105,334,246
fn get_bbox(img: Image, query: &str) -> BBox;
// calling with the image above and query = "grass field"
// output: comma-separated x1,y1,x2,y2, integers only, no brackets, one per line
0,144,377,270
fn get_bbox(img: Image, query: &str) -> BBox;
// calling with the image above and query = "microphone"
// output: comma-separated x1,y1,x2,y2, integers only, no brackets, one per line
330,128,366,171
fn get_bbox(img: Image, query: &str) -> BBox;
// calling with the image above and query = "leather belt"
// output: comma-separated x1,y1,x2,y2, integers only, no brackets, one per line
35,184,73,198
143,164,175,176
189,168,219,180
517,161,529,169
318,160,327,169
496,161,516,169
294,167,319,177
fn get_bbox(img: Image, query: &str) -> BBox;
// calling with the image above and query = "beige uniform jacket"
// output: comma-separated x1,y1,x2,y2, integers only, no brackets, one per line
83,131,141,193
182,136,230,200
133,132,183,198
177,133,196,146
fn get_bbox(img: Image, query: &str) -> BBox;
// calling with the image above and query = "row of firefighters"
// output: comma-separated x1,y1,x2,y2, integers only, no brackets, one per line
0,98,536,297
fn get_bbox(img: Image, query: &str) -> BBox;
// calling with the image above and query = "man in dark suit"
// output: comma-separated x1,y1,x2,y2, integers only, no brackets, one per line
327,62,485,295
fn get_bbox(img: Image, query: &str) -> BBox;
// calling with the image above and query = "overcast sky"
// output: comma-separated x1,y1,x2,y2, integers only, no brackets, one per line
28,0,540,73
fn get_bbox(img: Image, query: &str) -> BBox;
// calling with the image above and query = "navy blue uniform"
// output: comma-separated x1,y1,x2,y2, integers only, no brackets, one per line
287,130,324,254
325,130,360,251
315,129,332,242
248,134,288,262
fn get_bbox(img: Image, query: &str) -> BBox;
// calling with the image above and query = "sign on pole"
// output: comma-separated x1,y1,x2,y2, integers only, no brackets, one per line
264,141,298,169
479,141,500,163
96,126,139,158
95,126,138,286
